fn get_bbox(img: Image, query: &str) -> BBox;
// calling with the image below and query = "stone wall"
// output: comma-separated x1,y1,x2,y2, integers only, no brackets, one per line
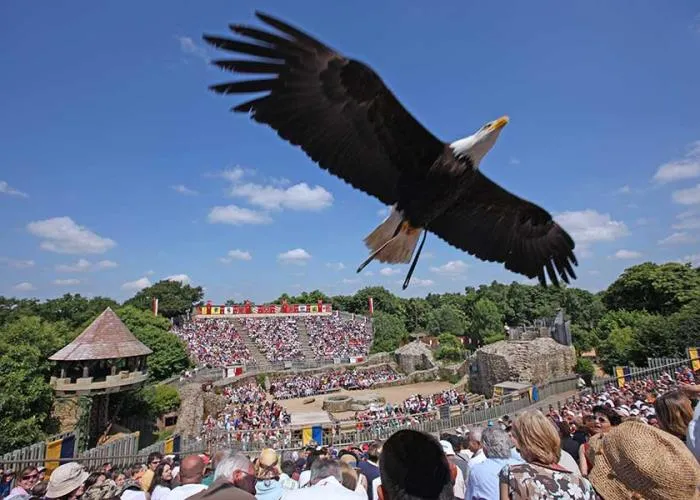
394,340,436,373
52,397,82,433
470,338,576,397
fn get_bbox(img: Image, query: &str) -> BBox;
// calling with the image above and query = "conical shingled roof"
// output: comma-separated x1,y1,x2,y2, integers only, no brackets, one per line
49,307,152,361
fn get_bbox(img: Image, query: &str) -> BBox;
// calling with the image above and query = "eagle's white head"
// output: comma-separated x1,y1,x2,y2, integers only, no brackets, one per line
450,115,509,168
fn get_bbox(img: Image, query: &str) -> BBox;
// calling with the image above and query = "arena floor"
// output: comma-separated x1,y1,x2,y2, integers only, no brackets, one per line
281,380,454,418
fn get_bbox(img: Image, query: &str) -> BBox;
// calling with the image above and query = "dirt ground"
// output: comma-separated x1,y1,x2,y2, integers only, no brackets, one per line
281,380,453,417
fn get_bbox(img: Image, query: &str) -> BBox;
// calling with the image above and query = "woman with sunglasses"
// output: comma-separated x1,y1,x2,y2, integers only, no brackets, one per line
5,466,38,500
578,407,621,477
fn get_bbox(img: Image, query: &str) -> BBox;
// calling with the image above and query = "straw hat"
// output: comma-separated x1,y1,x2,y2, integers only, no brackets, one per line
45,463,89,499
589,421,700,500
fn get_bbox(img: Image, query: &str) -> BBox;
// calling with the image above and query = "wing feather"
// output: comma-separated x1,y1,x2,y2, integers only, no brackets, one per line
428,171,577,286
204,11,444,206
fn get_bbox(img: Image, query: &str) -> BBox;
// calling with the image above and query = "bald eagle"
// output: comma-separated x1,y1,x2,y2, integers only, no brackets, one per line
203,12,578,289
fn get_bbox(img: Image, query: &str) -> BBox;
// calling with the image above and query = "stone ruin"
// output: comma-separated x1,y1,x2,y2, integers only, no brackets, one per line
506,309,572,346
394,340,436,373
470,337,576,397
322,393,387,412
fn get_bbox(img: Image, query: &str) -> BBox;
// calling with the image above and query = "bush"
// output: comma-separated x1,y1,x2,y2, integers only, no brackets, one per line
145,385,181,416
575,357,595,385
483,333,505,345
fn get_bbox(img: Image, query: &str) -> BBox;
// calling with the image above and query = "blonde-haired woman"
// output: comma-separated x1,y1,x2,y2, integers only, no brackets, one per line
654,390,694,443
499,410,595,499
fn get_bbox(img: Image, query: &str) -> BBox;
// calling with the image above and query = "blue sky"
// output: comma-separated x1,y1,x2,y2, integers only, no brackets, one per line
1,1,700,303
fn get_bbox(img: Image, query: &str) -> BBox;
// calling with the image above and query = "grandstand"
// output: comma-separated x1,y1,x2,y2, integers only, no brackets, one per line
172,304,373,369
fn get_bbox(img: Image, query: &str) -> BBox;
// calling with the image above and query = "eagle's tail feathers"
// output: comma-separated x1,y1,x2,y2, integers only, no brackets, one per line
364,206,403,255
362,207,422,265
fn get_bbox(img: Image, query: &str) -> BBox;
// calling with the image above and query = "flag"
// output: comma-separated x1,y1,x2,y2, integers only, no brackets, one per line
689,347,700,371
152,297,159,316
302,427,313,446
44,434,76,475
368,297,374,315
615,367,626,387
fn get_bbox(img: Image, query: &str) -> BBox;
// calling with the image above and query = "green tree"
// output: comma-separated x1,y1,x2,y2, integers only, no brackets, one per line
436,333,464,361
124,280,204,319
117,306,190,380
571,324,600,353
574,357,595,385
603,262,700,315
597,326,638,374
403,298,431,333
144,385,181,415
425,304,467,336
351,287,405,319
470,298,504,343
38,294,119,330
370,312,408,353
595,309,656,341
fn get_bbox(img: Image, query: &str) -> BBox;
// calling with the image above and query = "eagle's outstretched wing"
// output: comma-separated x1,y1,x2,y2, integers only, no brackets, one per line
204,11,444,206
428,171,578,286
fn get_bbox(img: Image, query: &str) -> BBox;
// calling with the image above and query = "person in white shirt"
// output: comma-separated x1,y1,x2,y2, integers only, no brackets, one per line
165,456,208,500
282,459,364,500
465,427,487,467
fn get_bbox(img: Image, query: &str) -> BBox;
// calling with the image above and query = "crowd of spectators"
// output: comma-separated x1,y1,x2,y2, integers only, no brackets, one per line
172,319,252,367
270,367,402,400
201,382,292,450
305,316,372,360
243,318,304,362
7,366,699,500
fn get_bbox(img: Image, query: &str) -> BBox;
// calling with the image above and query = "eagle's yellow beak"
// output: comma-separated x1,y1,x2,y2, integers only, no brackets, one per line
491,116,509,131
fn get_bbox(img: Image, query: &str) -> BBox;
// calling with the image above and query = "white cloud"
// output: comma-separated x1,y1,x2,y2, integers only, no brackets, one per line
27,217,116,254
377,207,390,218
612,249,642,259
220,249,252,263
0,180,28,198
616,185,632,194
13,282,35,292
672,184,700,205
681,254,700,266
56,259,117,272
56,258,92,272
177,36,209,62
380,267,401,276
509,157,521,165
326,262,345,271
95,260,118,270
121,277,152,291
278,248,312,265
0,257,35,269
171,184,199,196
430,260,469,276
658,232,696,245
207,205,272,225
221,166,247,183
653,141,700,183
53,279,80,286
145,270,155,276
230,182,333,211
165,274,191,284
554,210,629,246
411,278,434,287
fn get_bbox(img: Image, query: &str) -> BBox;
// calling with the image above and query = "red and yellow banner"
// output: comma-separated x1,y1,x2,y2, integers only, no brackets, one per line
196,302,333,317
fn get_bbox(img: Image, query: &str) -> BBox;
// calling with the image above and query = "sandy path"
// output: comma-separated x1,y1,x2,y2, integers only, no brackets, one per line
281,380,454,415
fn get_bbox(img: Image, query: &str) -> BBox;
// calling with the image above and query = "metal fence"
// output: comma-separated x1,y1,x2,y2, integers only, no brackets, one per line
78,433,140,470
0,431,77,471
591,356,695,392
